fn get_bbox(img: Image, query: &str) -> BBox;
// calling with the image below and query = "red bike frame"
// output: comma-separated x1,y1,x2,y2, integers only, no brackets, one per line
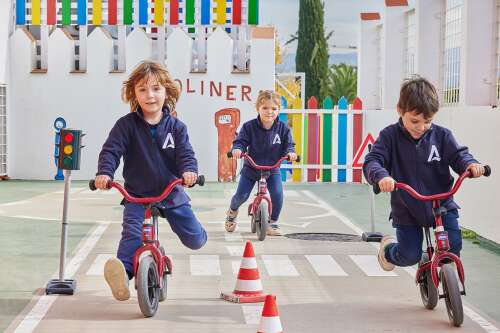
395,170,473,290
106,179,183,286
238,153,291,219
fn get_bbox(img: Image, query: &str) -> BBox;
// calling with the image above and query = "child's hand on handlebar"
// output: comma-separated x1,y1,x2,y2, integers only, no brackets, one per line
231,149,243,159
466,163,485,178
378,176,396,193
95,175,111,190
287,152,298,162
182,171,197,187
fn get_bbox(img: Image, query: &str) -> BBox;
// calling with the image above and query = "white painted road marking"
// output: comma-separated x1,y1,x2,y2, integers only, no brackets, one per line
189,255,221,276
349,255,398,277
262,255,299,276
86,254,114,275
305,255,348,276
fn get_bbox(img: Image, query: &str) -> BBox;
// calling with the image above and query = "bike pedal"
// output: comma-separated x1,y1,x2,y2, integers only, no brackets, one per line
461,290,466,296
439,294,446,299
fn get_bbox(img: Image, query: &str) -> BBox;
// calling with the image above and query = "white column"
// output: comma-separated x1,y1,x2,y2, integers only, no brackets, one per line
0,0,11,83
382,2,408,109
357,13,381,109
415,0,443,89
459,0,496,106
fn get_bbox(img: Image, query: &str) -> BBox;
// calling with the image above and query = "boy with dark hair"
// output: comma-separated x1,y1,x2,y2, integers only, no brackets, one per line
363,76,485,271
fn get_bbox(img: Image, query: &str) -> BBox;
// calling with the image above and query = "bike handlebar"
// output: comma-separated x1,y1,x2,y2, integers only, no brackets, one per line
372,165,491,201
89,175,205,204
227,151,300,169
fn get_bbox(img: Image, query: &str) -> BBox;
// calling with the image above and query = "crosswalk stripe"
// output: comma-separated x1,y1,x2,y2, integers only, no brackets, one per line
305,255,348,276
86,253,114,275
190,255,221,276
225,232,243,242
262,255,299,276
232,260,241,275
349,255,398,277
225,245,244,257
242,305,263,324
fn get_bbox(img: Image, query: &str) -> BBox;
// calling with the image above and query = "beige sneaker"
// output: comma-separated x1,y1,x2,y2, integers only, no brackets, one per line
225,209,238,232
378,235,397,271
104,258,130,301
266,223,282,236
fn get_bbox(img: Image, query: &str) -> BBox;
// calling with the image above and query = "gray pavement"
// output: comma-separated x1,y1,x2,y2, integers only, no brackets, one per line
1,181,499,332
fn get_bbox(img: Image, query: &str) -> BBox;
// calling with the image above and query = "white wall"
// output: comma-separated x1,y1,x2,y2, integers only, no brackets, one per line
364,107,500,244
0,0,11,84
382,5,407,109
7,26,274,181
358,18,381,109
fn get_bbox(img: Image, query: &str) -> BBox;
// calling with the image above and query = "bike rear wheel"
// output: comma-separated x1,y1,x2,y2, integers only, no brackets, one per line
256,200,269,241
418,254,438,310
441,263,464,327
137,255,160,317
159,246,168,302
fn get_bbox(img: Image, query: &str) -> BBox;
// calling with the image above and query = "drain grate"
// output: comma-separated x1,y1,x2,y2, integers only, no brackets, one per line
284,233,362,242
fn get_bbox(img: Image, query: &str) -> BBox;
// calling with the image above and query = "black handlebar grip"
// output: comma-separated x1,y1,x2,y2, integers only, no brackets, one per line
89,180,97,191
196,175,205,186
484,165,491,177
296,155,301,163
227,151,233,158
372,183,381,195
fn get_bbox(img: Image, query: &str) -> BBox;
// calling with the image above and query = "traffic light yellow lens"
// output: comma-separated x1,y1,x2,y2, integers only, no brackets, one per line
64,145,73,154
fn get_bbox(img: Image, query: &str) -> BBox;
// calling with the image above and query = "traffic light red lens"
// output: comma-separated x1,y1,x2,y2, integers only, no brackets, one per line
64,133,74,143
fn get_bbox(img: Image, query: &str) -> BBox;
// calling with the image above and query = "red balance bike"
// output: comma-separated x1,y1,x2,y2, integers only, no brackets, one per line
89,176,204,317
373,165,491,327
227,152,300,241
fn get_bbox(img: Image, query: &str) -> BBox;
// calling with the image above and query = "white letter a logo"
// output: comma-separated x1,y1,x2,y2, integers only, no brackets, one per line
162,132,175,149
427,145,441,162
272,134,281,144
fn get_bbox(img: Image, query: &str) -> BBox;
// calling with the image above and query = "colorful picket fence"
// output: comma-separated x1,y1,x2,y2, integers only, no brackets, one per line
279,96,366,183
15,0,259,27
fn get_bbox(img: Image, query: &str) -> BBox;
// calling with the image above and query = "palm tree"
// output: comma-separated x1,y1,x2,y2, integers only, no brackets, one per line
323,63,357,103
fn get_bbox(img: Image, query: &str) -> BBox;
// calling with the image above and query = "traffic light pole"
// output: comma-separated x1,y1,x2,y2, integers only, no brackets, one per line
46,169,76,294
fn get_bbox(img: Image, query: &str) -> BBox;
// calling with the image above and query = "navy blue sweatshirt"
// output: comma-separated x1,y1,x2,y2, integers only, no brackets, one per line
363,119,478,227
232,116,295,181
97,108,197,208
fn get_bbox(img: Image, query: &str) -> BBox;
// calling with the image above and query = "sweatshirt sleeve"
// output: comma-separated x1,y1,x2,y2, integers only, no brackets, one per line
174,121,198,175
282,126,296,154
232,123,250,152
97,118,129,178
362,129,392,185
444,130,478,175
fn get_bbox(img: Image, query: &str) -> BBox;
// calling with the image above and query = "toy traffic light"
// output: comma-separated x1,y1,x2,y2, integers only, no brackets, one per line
57,129,84,170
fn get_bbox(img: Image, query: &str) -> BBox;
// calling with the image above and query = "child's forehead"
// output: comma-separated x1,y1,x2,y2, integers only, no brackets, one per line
136,74,160,87
406,110,433,121
259,99,279,107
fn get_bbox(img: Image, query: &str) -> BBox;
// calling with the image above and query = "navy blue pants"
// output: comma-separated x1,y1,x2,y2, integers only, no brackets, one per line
117,202,207,278
230,173,283,221
385,209,462,267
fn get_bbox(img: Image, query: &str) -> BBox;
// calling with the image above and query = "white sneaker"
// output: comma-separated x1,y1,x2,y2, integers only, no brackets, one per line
266,223,282,236
378,235,397,271
104,258,130,301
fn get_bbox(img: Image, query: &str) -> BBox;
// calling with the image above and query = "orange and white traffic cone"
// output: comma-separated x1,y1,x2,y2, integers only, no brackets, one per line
221,241,267,303
258,294,283,333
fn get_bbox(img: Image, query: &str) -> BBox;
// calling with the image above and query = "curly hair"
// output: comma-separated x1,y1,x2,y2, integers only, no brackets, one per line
122,60,180,115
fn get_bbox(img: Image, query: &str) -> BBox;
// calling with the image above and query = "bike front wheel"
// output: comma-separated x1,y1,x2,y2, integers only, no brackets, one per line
137,255,160,317
158,246,168,302
256,200,269,241
441,263,464,327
